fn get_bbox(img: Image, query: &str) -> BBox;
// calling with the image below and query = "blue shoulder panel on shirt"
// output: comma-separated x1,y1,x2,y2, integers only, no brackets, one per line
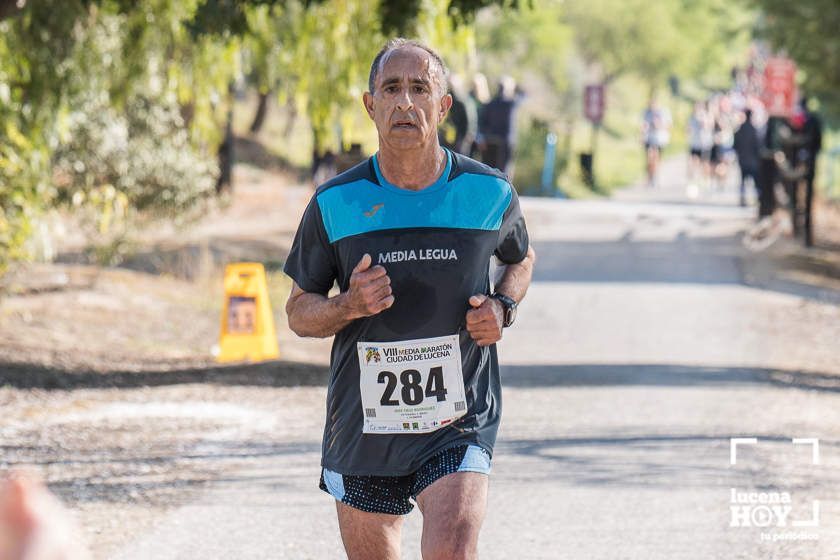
316,173,512,243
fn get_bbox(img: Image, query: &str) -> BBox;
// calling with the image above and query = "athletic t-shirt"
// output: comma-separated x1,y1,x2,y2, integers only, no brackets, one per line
283,149,529,476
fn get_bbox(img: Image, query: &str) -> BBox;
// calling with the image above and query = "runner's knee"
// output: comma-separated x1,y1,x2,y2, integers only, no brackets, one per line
422,522,479,560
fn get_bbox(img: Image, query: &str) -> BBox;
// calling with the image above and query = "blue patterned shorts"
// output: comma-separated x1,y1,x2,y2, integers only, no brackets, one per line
319,444,491,515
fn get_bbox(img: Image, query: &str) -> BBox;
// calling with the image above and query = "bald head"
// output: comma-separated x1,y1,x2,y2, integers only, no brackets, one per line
368,38,448,96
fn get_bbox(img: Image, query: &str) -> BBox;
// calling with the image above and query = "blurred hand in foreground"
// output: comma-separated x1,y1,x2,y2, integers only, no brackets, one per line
0,471,91,560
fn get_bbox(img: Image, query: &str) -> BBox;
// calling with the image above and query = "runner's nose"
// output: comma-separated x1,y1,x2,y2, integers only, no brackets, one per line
396,90,413,113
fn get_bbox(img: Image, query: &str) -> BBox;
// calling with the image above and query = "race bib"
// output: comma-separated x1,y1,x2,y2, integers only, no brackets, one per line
357,334,467,434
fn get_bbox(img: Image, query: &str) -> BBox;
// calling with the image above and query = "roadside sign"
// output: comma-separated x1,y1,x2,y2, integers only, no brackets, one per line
584,84,605,123
762,57,797,117
218,262,279,362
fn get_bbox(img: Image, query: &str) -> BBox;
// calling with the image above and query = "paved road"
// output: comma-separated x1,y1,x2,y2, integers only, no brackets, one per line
106,158,840,559
7,157,840,559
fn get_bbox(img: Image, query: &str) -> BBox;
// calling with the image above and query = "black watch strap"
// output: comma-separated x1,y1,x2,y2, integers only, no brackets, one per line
490,293,517,327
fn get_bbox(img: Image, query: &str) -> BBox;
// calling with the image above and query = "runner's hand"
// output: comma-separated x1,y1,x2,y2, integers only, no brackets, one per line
343,254,394,319
0,471,91,560
465,294,503,347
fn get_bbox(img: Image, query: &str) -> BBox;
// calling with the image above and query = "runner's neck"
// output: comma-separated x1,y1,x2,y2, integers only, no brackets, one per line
376,145,447,191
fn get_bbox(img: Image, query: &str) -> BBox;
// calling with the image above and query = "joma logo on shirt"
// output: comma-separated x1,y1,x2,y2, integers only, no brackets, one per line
364,203,384,217
378,249,458,263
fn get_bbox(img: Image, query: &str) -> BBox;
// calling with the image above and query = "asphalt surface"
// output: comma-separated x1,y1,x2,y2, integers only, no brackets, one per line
7,157,840,559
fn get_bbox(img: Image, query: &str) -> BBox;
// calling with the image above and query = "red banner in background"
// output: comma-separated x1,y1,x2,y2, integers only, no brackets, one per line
762,57,797,117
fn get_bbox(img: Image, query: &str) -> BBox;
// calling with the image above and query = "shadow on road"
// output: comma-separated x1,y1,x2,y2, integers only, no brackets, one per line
0,360,329,389
495,433,840,489
3,439,320,506
5,361,840,393
501,363,840,393
530,235,840,304
530,236,743,285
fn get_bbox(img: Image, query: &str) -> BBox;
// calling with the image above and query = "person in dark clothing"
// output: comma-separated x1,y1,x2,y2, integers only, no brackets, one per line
468,73,491,159
477,76,520,177
284,39,535,559
797,97,823,246
733,108,761,207
438,75,477,156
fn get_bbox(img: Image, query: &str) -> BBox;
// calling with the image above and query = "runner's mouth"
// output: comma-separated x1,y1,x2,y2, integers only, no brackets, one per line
392,121,417,129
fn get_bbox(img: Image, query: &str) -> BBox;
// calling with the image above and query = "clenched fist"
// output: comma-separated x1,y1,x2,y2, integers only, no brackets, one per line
343,253,395,319
465,294,504,347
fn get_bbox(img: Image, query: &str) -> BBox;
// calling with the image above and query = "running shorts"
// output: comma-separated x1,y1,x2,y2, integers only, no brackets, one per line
319,444,491,515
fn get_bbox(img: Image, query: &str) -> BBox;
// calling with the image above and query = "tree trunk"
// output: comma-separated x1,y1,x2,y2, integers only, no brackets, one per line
311,127,322,179
216,108,234,194
282,99,298,138
249,91,270,134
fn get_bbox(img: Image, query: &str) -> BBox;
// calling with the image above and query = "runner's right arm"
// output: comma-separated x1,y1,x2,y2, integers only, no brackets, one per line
286,254,394,338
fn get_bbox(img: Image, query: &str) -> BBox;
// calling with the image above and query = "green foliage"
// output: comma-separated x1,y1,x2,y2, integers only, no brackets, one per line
0,0,767,275
296,1,383,151
2,0,505,272
564,0,750,89
237,0,481,154
472,0,751,196
475,3,574,122
749,0,840,118
512,118,551,194
0,2,89,273
0,122,49,274
0,0,235,270
53,94,217,224
378,0,523,35
379,0,424,35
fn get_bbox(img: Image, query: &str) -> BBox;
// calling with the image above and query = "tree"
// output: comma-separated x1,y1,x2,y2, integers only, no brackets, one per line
0,1,235,269
0,0,523,273
564,0,751,91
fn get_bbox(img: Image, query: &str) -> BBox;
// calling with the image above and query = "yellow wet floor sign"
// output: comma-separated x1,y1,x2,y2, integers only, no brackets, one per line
217,262,279,362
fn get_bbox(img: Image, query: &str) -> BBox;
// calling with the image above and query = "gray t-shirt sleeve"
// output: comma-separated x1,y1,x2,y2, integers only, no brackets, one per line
283,196,336,294
494,186,529,264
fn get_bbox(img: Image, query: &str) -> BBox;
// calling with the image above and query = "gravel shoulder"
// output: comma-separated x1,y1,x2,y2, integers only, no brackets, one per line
0,164,332,376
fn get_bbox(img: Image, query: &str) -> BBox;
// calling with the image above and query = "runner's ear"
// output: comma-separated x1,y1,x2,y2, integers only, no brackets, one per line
439,92,453,121
362,91,376,120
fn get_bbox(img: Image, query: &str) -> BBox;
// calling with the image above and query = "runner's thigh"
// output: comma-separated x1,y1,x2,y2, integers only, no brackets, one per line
416,472,488,560
335,501,403,560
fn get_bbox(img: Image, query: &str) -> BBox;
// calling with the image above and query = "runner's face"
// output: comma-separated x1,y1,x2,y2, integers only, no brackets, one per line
364,47,451,150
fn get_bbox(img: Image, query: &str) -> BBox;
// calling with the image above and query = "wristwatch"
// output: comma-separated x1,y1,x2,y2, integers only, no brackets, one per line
490,293,518,328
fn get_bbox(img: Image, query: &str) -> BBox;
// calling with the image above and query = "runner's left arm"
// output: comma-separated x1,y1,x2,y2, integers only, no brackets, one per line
466,246,535,346
466,186,534,346
494,245,535,303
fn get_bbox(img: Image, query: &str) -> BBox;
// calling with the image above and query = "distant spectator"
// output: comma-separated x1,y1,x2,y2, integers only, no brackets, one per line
468,73,491,158
439,74,477,156
687,101,713,188
733,108,761,207
641,96,672,187
478,76,521,177
797,96,823,246
710,94,736,189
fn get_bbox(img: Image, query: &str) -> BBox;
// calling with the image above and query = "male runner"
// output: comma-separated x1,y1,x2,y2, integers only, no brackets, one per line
284,38,535,560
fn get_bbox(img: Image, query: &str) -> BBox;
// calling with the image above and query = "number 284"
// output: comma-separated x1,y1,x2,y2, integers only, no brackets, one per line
378,367,447,406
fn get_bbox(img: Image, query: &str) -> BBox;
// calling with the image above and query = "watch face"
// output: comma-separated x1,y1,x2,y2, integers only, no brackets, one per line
506,305,517,327
493,294,517,327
